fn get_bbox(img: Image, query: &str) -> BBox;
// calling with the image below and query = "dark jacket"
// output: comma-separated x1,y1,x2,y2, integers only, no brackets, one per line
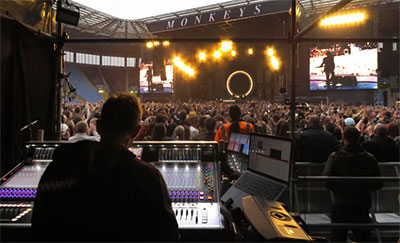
32,141,179,242
296,127,339,163
192,131,216,141
362,136,400,162
322,143,383,208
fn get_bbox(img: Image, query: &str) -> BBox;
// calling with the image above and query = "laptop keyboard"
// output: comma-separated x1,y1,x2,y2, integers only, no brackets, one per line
234,173,285,200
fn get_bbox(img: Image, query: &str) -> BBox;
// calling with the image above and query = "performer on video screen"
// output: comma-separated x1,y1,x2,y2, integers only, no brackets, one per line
146,67,153,92
319,51,335,89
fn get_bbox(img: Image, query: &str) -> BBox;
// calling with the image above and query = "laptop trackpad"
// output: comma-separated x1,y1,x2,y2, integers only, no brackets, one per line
222,187,249,209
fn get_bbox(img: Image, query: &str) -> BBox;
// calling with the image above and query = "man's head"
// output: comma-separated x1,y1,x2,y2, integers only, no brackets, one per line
229,105,241,121
204,118,216,133
342,126,360,145
198,116,207,130
344,117,355,126
374,124,387,137
178,111,187,122
98,93,142,146
155,113,168,124
308,115,320,128
74,107,80,114
75,121,89,134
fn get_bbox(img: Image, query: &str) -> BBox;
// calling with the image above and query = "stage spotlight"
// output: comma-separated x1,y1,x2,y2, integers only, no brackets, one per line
320,11,366,27
213,50,221,59
231,50,237,57
173,56,195,77
220,41,233,52
146,42,154,48
270,56,280,71
267,48,274,57
248,48,254,55
198,52,207,61
163,40,170,46
153,41,160,46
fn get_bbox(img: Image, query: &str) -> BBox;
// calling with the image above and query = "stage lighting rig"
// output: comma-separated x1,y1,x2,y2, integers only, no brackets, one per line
198,51,207,61
220,41,233,52
213,50,222,60
320,11,366,27
265,47,281,71
146,41,154,48
56,0,80,26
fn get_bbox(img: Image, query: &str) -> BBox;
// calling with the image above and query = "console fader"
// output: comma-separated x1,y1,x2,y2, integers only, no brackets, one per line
0,142,62,226
131,141,222,229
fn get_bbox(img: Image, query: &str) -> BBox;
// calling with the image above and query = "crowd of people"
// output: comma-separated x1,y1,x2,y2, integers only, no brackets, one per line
61,99,400,162
37,94,399,242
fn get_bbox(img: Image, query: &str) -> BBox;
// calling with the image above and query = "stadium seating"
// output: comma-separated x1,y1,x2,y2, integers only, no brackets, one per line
65,64,103,103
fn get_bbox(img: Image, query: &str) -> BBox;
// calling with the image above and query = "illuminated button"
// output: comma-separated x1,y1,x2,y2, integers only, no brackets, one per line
199,192,204,195
207,196,213,200
199,196,205,200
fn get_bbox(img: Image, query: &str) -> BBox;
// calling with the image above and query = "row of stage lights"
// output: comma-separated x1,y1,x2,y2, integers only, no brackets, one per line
146,40,170,48
146,10,367,77
174,41,281,77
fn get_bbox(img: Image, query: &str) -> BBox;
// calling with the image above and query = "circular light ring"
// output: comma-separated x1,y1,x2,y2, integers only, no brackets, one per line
226,70,254,98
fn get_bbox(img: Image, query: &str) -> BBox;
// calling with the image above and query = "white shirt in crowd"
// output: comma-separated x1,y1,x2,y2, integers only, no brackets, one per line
68,133,99,143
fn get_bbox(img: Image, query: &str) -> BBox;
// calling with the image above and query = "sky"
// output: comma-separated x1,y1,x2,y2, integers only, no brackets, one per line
73,0,229,20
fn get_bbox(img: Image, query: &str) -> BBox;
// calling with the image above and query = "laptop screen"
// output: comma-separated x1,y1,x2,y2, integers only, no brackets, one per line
227,133,250,155
248,134,291,183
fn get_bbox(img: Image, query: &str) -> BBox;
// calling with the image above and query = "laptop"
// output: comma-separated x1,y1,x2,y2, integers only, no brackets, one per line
222,134,292,209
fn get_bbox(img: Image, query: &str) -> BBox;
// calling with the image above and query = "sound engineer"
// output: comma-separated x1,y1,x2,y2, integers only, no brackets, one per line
214,105,254,142
32,93,179,242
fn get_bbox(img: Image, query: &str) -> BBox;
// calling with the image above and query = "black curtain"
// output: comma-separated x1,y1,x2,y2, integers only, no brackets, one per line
1,17,56,176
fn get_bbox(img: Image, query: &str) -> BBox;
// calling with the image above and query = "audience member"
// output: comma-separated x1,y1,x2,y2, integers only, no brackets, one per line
275,119,289,138
323,126,383,242
215,105,254,141
362,124,399,162
193,118,216,141
68,121,99,142
297,115,339,163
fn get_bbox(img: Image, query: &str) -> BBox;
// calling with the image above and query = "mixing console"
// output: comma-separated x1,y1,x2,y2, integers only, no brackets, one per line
1,141,223,231
0,142,60,225
0,203,33,224
154,163,216,201
152,162,222,229
131,141,218,163
159,148,202,162
226,152,248,173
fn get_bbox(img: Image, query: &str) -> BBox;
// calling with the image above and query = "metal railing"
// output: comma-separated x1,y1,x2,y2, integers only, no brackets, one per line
292,162,400,242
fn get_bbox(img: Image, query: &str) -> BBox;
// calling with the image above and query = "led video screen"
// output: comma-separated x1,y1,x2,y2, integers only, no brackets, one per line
140,63,174,93
309,43,378,90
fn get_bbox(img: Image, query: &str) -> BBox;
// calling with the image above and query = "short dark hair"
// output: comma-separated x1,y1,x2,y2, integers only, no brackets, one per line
309,115,320,128
229,105,241,121
99,93,142,134
325,122,335,134
74,107,80,114
152,123,166,140
343,126,360,144
204,118,216,132
198,116,207,129
375,124,387,137
155,113,167,123
178,111,187,121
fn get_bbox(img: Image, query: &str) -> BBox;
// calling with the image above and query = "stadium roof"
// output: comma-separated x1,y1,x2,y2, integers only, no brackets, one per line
66,0,400,39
